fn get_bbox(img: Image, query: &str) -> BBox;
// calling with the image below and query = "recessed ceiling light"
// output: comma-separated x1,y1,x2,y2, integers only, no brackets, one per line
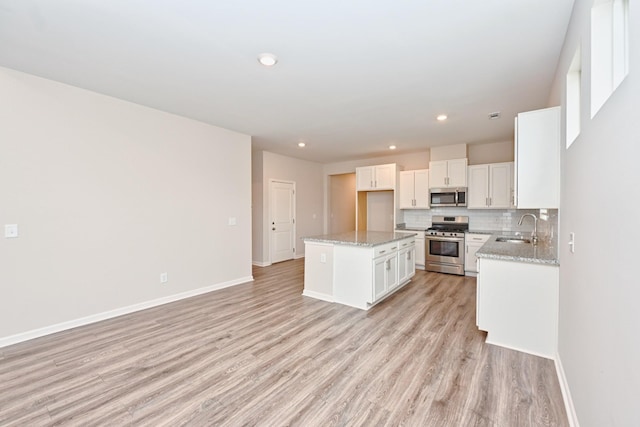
258,53,278,67
298,141,306,148
436,114,448,121
389,145,397,150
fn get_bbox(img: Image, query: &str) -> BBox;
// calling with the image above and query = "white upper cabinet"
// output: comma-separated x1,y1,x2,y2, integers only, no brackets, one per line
515,107,560,209
399,169,429,209
429,158,467,188
356,164,397,191
468,163,514,209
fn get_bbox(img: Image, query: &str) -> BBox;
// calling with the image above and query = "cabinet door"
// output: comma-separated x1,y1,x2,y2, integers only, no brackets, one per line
429,161,448,188
467,165,489,208
397,248,409,285
465,241,484,272
356,166,375,191
415,237,425,267
386,253,399,291
489,163,512,208
406,247,416,278
516,107,560,208
447,159,468,187
373,256,387,301
398,171,416,208
374,164,395,189
413,169,429,208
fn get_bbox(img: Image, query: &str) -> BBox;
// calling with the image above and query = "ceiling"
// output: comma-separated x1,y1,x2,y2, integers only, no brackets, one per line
0,1,574,163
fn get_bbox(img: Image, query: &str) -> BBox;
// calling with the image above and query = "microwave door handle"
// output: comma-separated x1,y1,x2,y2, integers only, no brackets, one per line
454,189,459,206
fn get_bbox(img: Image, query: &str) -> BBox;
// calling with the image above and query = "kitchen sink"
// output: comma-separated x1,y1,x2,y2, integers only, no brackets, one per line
495,236,531,244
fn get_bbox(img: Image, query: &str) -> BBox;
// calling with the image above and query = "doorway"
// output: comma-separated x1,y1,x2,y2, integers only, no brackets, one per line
269,180,296,264
328,173,356,234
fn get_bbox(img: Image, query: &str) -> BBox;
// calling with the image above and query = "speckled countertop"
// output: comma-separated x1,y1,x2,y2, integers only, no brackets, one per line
476,234,559,266
304,231,417,247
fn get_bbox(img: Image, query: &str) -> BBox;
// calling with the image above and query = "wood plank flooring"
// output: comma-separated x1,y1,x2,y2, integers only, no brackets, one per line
0,259,568,426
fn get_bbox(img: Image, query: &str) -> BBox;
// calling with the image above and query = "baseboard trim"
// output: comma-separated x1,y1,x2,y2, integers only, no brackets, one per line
252,261,271,267
555,351,580,427
302,290,334,303
294,254,305,260
0,275,254,349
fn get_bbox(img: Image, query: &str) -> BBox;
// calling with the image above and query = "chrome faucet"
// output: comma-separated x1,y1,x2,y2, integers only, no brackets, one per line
518,213,538,245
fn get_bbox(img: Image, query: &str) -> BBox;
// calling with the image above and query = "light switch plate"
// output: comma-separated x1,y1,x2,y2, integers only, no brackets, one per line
568,232,575,253
228,217,237,226
5,224,18,238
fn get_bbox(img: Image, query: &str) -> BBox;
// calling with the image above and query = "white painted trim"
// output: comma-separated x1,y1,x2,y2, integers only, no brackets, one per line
0,275,254,348
555,352,580,427
252,261,271,267
294,253,305,260
302,290,334,303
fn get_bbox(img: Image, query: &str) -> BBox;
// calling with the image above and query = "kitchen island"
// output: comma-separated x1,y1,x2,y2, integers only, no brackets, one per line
303,231,416,310
476,234,559,358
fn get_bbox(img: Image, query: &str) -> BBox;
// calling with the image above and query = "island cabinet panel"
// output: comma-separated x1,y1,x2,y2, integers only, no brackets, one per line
302,243,335,302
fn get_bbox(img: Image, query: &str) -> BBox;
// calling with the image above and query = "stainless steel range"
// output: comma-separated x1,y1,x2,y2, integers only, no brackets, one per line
426,216,469,275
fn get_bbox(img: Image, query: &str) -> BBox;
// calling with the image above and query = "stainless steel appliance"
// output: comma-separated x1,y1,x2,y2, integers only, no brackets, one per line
429,188,467,207
426,216,469,275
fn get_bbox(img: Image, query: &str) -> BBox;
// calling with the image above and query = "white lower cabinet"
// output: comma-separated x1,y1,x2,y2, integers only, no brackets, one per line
397,239,416,286
395,230,425,269
476,257,559,358
464,233,491,274
373,252,398,301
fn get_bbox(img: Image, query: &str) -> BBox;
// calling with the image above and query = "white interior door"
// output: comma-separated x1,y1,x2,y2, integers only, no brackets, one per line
270,180,295,264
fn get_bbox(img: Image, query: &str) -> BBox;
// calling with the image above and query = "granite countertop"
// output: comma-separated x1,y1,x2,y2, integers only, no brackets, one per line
304,231,417,247
395,226,428,232
466,229,498,235
476,233,559,266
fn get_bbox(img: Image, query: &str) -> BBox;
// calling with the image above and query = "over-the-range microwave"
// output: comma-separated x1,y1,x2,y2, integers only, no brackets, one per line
429,187,467,207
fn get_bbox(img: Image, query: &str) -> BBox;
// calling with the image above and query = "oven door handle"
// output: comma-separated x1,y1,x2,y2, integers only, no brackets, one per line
427,236,464,243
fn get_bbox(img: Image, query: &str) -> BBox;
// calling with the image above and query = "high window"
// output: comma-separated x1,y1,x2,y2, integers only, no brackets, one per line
591,0,629,117
566,47,582,148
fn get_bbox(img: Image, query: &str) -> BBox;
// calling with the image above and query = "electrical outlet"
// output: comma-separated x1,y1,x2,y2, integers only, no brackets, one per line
160,272,168,283
4,224,18,238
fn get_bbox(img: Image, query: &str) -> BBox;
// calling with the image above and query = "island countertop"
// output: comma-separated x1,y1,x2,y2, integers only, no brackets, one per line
476,234,559,266
304,231,417,247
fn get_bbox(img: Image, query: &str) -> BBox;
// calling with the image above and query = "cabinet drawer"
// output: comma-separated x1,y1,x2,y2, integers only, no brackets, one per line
398,237,415,248
374,242,398,258
466,233,491,243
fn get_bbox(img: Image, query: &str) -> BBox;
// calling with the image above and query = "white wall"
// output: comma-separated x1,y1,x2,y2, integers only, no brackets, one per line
323,151,430,176
468,140,514,165
0,67,253,344
252,151,324,265
549,1,640,425
252,150,265,264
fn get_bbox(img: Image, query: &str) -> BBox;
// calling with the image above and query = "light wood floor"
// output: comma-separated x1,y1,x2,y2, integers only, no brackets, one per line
0,259,568,426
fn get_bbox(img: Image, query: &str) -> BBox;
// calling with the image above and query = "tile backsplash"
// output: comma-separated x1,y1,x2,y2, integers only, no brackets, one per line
400,208,558,241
